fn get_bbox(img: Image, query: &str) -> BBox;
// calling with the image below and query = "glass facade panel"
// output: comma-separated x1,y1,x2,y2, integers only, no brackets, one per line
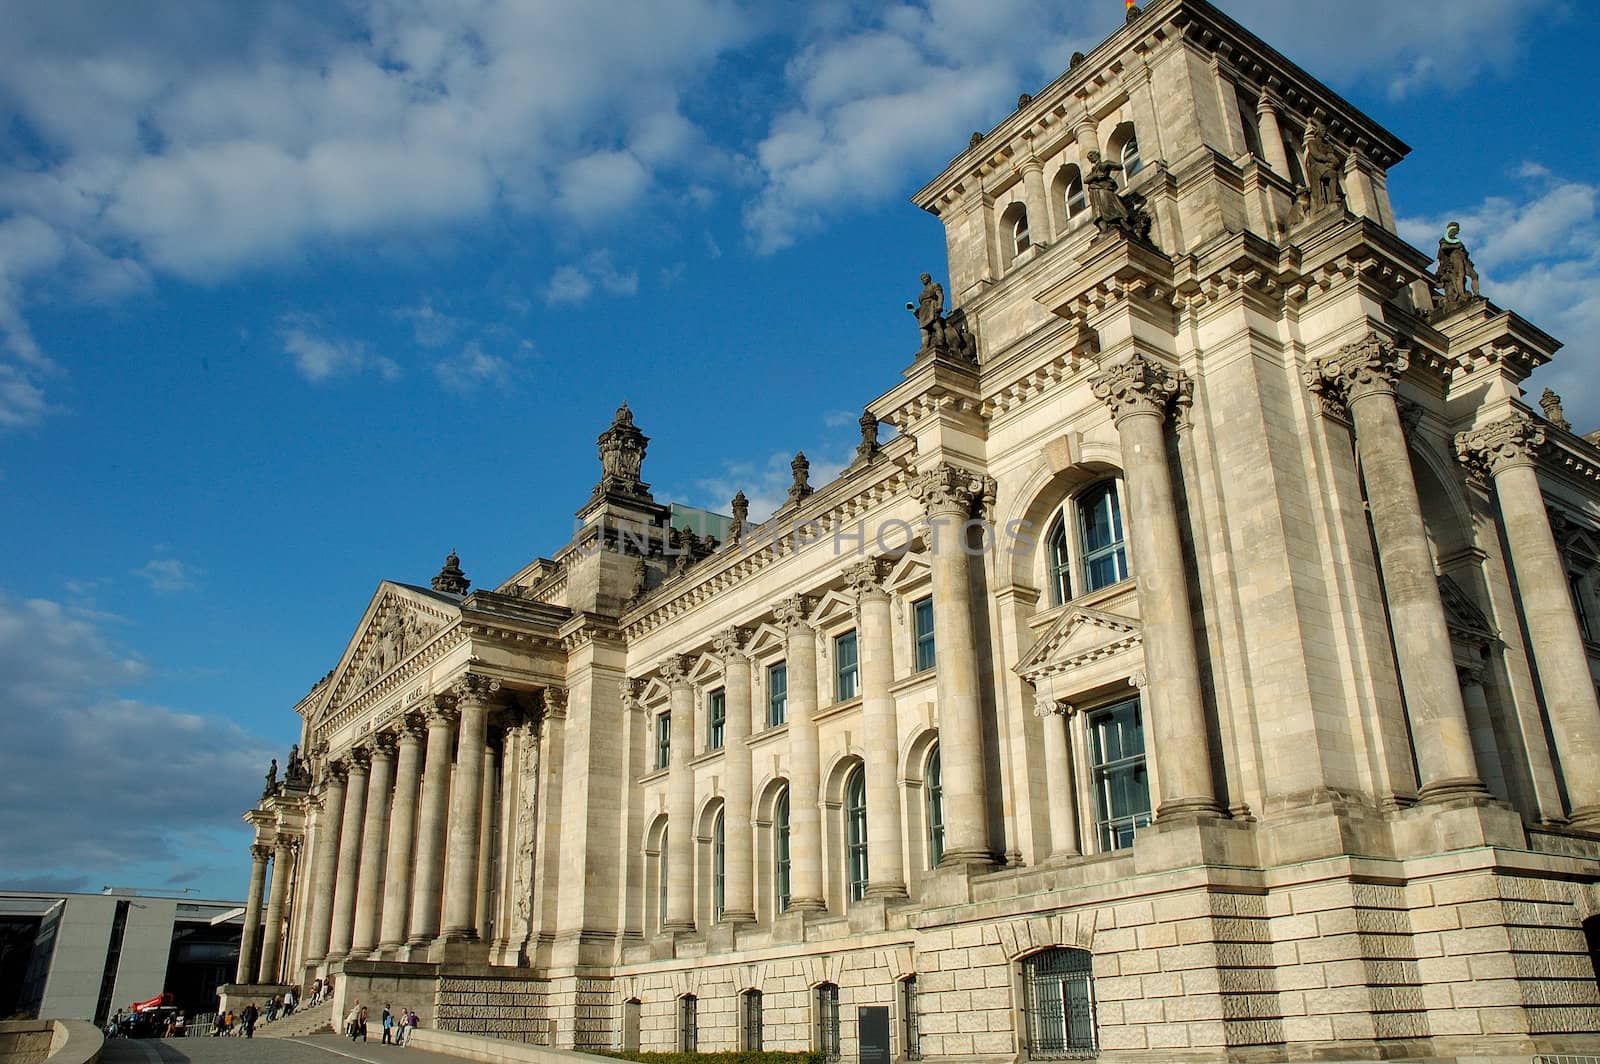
913,597,936,672
1088,698,1151,851
835,631,859,701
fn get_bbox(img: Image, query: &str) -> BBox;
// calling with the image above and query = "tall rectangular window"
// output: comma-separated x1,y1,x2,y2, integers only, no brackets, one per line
901,976,921,1061
767,663,788,727
913,597,936,672
655,712,671,770
835,630,859,701
775,791,791,912
815,984,841,1061
1089,698,1151,851
707,687,727,750
741,990,763,1051
678,995,698,1053
1078,482,1129,593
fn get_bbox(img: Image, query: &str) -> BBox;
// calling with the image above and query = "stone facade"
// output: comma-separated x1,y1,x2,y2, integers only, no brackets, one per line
235,2,1600,1061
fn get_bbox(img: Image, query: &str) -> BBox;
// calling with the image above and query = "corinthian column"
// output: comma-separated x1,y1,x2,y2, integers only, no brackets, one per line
326,748,371,961
1306,337,1488,801
303,763,346,966
714,629,757,923
379,714,426,953
1458,414,1600,827
661,655,698,932
258,837,296,983
910,465,997,865
777,597,827,910
1091,355,1224,819
235,844,270,983
846,559,907,897
1035,697,1080,858
350,733,396,955
441,674,500,942
407,702,458,946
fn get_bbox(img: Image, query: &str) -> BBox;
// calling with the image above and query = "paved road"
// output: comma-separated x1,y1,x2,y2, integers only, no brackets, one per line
103,1033,461,1064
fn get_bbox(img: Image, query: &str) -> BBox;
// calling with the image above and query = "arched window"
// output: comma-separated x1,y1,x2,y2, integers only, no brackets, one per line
741,989,764,1051
678,994,698,1053
926,744,945,868
1013,210,1031,257
815,983,841,1060
1120,134,1142,176
1063,166,1087,219
845,766,869,901
1044,481,1129,603
712,809,726,922
1020,948,1097,1058
775,789,791,912
1077,482,1128,592
1047,519,1073,606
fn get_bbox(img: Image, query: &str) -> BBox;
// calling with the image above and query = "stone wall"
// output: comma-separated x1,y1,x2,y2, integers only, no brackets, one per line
436,974,550,1044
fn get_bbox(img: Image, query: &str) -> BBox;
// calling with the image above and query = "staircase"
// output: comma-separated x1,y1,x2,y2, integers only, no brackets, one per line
259,999,336,1039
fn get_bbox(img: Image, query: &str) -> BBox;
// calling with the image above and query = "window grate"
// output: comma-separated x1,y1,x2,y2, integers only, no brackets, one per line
742,990,763,1051
815,984,841,1061
1022,949,1098,1059
901,977,921,1061
679,995,698,1053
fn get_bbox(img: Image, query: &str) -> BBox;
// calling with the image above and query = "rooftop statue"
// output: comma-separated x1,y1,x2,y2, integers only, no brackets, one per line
1434,221,1482,314
787,452,814,506
1301,119,1346,214
855,408,881,463
907,273,980,362
1085,151,1155,245
263,758,278,799
431,549,471,595
592,400,652,500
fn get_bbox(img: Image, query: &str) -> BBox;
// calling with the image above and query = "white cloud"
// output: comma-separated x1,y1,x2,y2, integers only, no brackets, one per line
543,250,640,306
135,558,201,593
0,592,275,883
434,341,515,395
280,320,401,383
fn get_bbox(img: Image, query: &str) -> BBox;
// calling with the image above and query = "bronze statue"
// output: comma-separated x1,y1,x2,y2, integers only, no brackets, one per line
1435,222,1481,310
263,758,278,798
1301,120,1346,212
910,273,946,351
1085,151,1154,244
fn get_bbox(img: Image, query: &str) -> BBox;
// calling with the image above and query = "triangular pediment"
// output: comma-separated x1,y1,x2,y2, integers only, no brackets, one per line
318,582,461,719
1438,575,1496,646
1013,604,1141,684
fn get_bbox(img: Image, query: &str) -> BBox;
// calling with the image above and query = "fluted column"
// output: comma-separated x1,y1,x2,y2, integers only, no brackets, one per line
407,702,458,945
1306,338,1488,801
235,844,270,983
379,714,425,953
661,656,698,932
715,629,757,923
1035,698,1080,858
1091,356,1224,819
1458,414,1600,827
777,597,826,910
326,748,370,961
475,741,498,940
911,465,997,864
258,837,296,982
847,560,907,897
442,674,500,942
350,733,396,955
1256,91,1291,176
304,764,346,965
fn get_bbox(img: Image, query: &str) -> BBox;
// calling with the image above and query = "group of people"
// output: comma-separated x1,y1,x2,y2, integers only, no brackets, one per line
344,1000,419,1045
309,976,334,1006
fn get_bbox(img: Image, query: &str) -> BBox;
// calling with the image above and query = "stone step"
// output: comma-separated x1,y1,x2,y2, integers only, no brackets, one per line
257,1000,335,1039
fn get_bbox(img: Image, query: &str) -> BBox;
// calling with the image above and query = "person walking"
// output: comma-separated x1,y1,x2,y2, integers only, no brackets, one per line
345,1001,362,1040
242,1002,258,1039
381,1005,393,1044
284,986,298,1016
357,1004,369,1042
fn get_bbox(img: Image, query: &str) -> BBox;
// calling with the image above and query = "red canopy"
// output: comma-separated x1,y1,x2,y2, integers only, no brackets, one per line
129,992,174,1012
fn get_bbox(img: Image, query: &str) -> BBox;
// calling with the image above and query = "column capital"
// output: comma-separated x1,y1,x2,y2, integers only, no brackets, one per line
619,677,646,712
775,594,815,634
712,626,752,661
844,558,891,604
325,759,350,783
911,462,991,518
400,710,429,742
449,672,502,708
346,746,372,771
540,685,568,719
1032,695,1071,718
1455,414,1546,478
1303,335,1409,410
428,698,461,727
658,654,695,687
1090,353,1184,424
370,730,398,759
250,843,272,862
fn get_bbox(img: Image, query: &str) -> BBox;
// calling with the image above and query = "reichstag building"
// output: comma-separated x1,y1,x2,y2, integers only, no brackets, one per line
229,0,1600,1060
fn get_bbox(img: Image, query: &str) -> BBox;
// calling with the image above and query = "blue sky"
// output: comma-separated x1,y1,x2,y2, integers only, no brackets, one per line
1,0,1596,900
